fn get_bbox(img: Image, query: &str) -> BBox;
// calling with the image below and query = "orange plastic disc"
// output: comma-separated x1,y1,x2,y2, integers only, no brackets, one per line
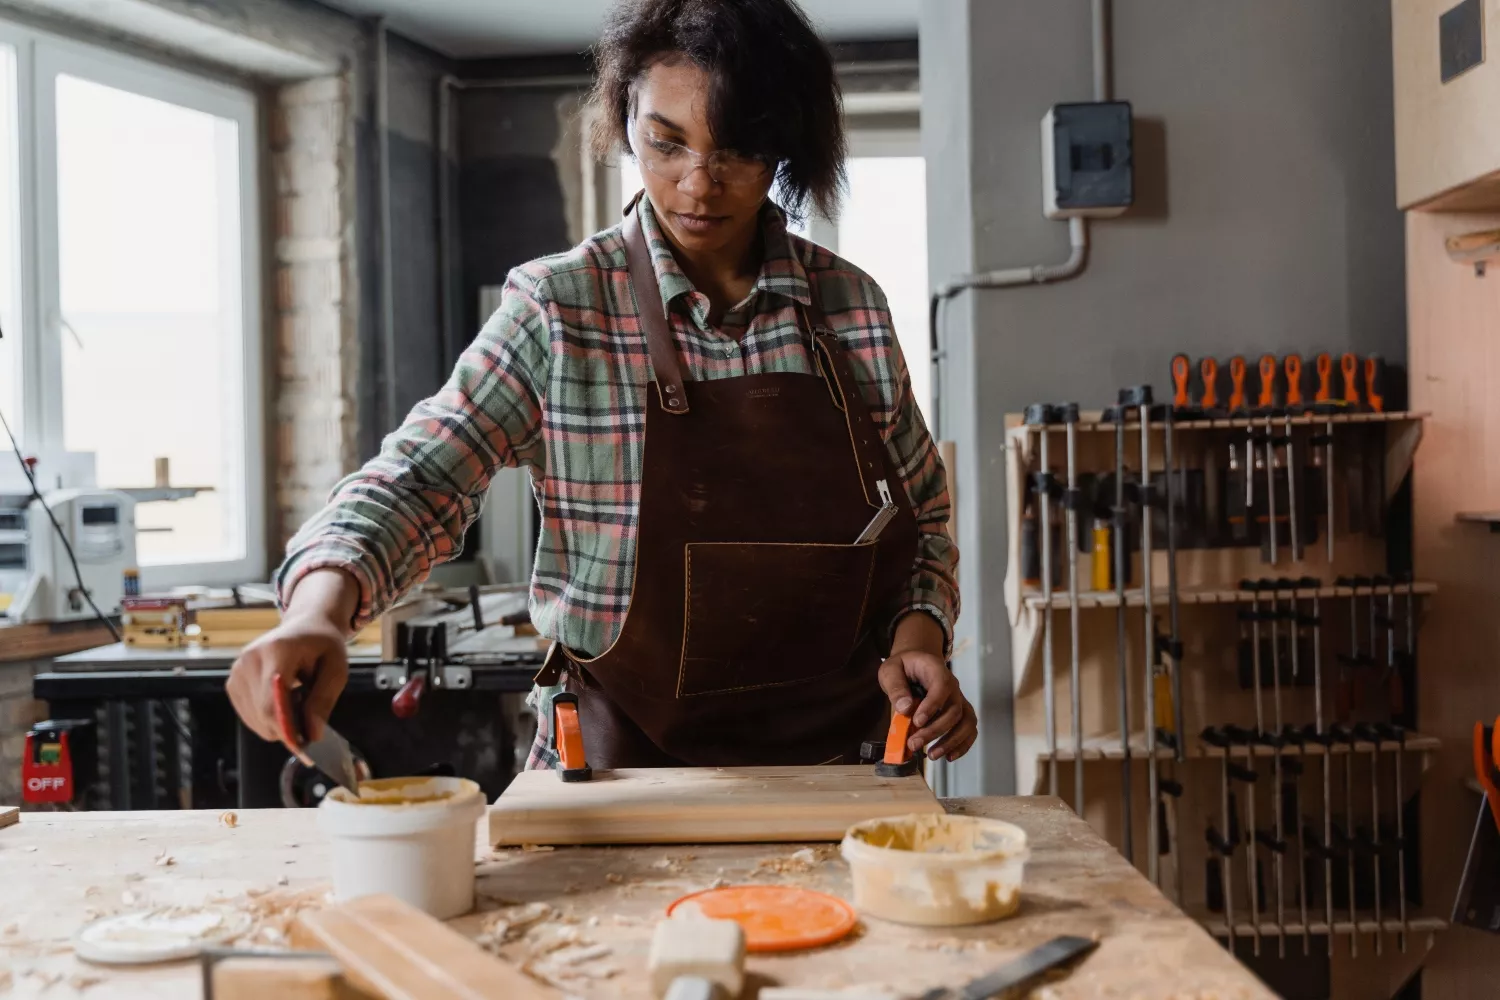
666,885,858,953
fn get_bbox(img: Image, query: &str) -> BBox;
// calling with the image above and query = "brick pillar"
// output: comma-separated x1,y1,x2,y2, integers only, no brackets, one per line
270,74,360,554
0,661,45,804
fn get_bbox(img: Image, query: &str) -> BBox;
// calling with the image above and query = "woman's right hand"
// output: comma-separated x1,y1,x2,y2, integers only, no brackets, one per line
226,568,359,745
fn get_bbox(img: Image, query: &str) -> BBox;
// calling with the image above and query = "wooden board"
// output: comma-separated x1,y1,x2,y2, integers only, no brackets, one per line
0,806,17,830
292,894,556,999
489,766,942,846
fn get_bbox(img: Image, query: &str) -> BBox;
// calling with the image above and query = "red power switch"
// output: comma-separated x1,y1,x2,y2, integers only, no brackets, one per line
22,727,74,804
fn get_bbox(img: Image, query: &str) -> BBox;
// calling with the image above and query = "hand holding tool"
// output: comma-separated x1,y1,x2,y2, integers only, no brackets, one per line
273,677,359,795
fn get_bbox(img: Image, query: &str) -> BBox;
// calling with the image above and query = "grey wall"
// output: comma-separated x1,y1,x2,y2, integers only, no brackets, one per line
921,0,1405,795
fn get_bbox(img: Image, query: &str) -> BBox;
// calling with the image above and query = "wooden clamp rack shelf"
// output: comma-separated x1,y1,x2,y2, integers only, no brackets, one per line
1014,409,1430,434
1192,912,1447,943
1021,581,1437,612
1031,730,1441,770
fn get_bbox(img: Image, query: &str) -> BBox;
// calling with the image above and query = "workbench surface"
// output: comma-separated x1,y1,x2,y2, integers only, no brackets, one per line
0,798,1273,999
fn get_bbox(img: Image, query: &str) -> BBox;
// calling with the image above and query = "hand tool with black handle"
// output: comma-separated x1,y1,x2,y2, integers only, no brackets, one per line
1331,723,1360,955
1121,385,1161,884
1062,402,1085,814
1304,723,1337,956
1158,775,1185,907
1226,750,1264,956
1025,403,1061,798
1107,403,1134,865
1202,724,1238,951
1355,722,1385,953
1376,722,1409,951
916,935,1098,1000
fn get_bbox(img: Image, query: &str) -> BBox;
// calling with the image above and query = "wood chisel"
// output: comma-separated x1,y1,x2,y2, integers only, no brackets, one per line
916,935,1098,1000
274,679,360,795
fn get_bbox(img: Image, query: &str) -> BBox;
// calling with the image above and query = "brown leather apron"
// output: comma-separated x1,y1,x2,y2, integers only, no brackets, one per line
540,202,919,769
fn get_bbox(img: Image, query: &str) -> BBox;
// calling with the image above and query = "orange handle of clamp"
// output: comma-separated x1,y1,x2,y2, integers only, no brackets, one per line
1228,356,1247,411
1365,356,1385,413
1476,721,1500,835
1200,358,1219,409
1171,354,1191,408
1315,353,1333,403
1257,354,1277,408
555,700,587,771
1341,353,1360,406
1284,355,1303,407
884,713,914,766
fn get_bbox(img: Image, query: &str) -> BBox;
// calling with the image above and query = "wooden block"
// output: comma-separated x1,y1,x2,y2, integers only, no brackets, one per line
0,807,18,830
290,893,556,1000
489,765,943,846
210,955,376,1000
649,918,744,998
195,607,282,631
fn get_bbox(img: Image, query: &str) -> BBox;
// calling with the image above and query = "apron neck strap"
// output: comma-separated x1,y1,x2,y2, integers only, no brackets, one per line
623,199,690,415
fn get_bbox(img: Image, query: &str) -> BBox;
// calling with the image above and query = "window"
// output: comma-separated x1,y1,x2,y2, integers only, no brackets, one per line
0,22,262,589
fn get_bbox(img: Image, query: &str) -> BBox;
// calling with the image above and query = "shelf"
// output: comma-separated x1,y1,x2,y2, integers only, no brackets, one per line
1193,912,1446,941
1035,730,1440,764
1021,580,1436,611
1456,511,1500,534
1016,409,1428,434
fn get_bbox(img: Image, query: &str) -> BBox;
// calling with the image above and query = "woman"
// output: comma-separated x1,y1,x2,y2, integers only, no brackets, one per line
227,0,975,771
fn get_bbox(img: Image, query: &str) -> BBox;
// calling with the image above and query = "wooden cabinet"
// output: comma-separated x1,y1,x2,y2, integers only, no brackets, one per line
1394,0,1500,209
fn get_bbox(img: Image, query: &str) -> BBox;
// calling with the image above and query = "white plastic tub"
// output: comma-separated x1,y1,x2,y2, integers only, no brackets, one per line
840,813,1029,926
318,776,486,920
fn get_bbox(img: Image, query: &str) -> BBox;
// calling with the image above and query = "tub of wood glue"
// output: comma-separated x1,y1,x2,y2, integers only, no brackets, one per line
319,776,486,919
840,813,1029,926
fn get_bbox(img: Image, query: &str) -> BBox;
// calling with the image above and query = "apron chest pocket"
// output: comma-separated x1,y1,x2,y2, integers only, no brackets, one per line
678,540,879,697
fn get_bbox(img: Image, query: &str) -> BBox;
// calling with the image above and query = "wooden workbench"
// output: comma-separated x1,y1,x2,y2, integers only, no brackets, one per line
0,798,1273,998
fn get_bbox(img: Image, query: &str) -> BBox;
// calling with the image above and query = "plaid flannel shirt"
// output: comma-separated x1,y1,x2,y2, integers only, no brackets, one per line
277,198,959,764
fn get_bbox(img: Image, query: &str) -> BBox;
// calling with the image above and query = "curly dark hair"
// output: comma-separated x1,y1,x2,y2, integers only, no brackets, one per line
587,0,846,224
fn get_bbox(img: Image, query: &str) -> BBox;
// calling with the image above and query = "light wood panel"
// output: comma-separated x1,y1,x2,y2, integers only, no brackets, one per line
0,806,17,830
489,766,942,846
292,894,555,1000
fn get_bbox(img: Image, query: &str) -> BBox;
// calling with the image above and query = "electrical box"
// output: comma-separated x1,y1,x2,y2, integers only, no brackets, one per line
1041,101,1134,219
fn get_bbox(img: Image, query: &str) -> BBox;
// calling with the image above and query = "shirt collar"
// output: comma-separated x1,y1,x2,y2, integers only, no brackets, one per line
636,196,813,315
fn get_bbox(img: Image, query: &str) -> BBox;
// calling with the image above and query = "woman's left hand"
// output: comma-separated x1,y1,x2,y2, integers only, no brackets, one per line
877,637,977,762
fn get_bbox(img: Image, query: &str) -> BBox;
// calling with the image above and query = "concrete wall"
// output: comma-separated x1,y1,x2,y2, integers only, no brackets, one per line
921,0,1405,795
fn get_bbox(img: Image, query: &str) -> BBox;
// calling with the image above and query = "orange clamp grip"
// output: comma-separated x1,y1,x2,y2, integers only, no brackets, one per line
1315,353,1333,403
1341,353,1360,406
884,713,914,766
1171,354,1191,408
1365,356,1385,413
555,700,586,772
1284,355,1303,407
1200,358,1219,409
1257,354,1277,408
1476,721,1500,835
1228,356,1247,411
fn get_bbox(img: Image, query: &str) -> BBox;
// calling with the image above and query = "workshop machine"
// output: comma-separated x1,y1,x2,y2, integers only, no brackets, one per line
0,487,137,623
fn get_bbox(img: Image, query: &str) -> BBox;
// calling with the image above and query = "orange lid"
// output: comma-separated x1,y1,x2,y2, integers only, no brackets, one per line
666,885,858,952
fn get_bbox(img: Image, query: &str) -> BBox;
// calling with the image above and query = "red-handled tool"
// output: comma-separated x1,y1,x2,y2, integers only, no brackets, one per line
392,674,427,719
1341,353,1360,407
1284,355,1304,409
1171,354,1192,409
1229,357,1248,412
1258,354,1277,409
1200,358,1219,411
550,692,593,782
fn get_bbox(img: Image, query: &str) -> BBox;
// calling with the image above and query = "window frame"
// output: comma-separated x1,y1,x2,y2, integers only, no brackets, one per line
0,17,265,590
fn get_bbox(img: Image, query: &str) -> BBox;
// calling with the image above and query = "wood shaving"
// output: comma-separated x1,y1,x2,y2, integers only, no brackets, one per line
122,874,143,883
1,924,16,936
219,811,238,828
604,873,623,884
708,877,730,889
650,858,673,870
154,850,175,867
520,843,554,852
21,968,61,989
82,887,99,898
0,966,10,992
550,943,612,966
757,854,815,875
120,891,138,907
67,973,103,990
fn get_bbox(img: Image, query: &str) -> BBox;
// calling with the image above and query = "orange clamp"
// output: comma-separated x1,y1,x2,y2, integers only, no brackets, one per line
1365,356,1385,413
1284,355,1303,408
551,693,592,781
875,712,921,777
1475,720,1500,835
1200,358,1219,409
1228,356,1247,411
1341,353,1360,407
1171,354,1191,408
1257,354,1277,409
1315,353,1333,403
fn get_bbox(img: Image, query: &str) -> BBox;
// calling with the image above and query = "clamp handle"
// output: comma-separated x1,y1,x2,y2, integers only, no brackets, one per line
1284,355,1303,408
551,692,593,782
1365,356,1385,413
1315,353,1333,403
1341,352,1360,407
1228,356,1247,411
1200,357,1219,409
1171,354,1192,408
872,712,922,778
1257,354,1277,409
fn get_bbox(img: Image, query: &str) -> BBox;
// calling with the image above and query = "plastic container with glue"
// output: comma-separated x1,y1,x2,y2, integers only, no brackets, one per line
318,775,486,920
840,813,1029,926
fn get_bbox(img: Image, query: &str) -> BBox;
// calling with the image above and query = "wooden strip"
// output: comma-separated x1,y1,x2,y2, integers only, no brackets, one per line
210,955,375,1000
291,894,555,1000
0,806,18,830
490,765,943,846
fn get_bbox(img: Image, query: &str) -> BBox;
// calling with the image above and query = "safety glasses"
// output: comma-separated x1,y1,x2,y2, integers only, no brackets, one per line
627,118,772,186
